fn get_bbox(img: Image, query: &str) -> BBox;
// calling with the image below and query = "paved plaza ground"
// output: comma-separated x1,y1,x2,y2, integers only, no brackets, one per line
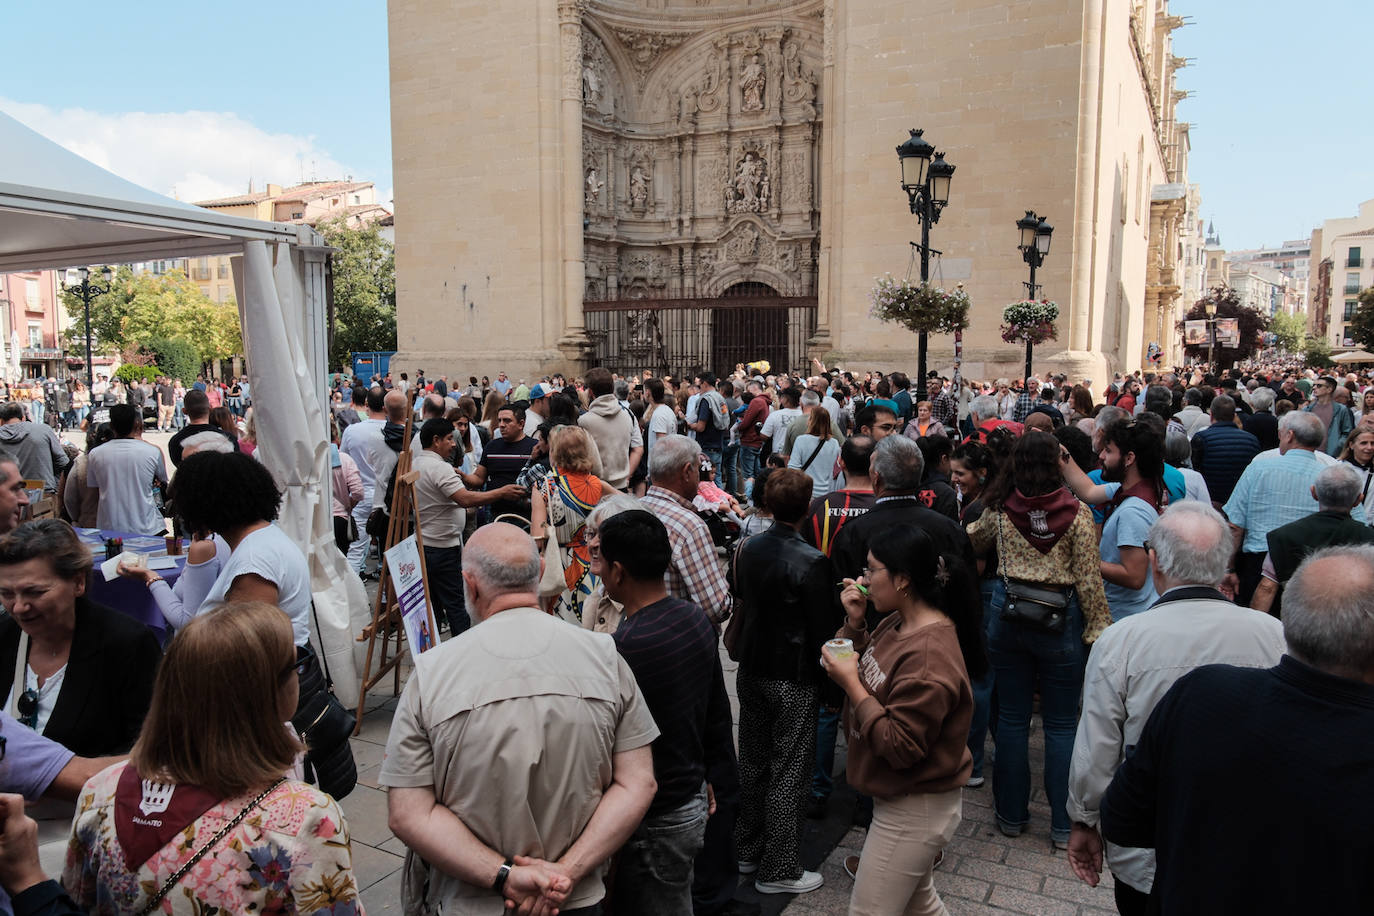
343,641,1121,915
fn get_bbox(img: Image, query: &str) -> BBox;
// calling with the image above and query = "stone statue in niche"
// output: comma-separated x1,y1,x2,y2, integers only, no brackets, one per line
782,39,818,116
582,61,602,105
678,85,698,123
726,152,769,214
629,165,650,209
740,54,766,111
585,167,604,208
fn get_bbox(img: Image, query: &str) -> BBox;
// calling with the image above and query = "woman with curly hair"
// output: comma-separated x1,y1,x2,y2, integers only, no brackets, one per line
165,451,312,649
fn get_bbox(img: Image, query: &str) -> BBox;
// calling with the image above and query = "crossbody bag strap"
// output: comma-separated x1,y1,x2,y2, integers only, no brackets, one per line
9,631,27,719
799,439,826,473
135,777,287,916
309,602,333,688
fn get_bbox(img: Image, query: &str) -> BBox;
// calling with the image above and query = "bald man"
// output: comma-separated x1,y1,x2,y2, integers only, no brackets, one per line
382,523,659,915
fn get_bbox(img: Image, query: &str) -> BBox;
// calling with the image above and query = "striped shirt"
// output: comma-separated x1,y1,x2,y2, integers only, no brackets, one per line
640,486,730,622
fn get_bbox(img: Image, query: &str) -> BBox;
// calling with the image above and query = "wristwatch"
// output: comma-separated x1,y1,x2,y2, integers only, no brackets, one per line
492,857,514,893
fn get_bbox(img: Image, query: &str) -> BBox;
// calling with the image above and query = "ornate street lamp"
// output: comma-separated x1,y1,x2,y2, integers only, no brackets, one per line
60,265,113,389
897,129,956,384
1204,297,1218,369
1015,211,1053,390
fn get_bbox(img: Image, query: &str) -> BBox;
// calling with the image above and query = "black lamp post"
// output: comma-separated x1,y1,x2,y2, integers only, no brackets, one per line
1204,298,1217,369
1015,210,1053,392
60,266,113,389
897,129,955,384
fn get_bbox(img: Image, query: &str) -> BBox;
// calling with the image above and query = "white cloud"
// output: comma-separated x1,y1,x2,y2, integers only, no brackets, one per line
0,98,356,204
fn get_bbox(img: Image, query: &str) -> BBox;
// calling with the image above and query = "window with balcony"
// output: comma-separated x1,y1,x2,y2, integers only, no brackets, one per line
24,279,39,309
1346,300,1359,321
27,323,42,348
218,262,229,279
1346,273,1363,295
1348,247,1362,268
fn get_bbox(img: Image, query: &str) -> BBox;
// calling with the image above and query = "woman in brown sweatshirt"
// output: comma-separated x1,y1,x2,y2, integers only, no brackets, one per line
821,523,984,916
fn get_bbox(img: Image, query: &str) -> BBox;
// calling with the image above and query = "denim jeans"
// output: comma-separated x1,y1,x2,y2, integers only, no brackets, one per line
615,786,709,916
811,704,840,800
720,441,740,495
738,445,762,502
967,579,998,778
985,578,1085,841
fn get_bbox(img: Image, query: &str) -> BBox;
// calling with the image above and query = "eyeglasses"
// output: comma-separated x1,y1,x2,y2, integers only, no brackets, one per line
282,645,315,681
16,687,39,729
1142,540,1154,552
861,565,888,579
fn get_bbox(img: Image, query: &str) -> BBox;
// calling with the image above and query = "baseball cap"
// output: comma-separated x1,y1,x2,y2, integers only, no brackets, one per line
529,383,552,400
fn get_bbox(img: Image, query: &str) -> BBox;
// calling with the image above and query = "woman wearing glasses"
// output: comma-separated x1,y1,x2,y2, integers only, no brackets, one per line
0,520,161,757
63,602,363,915
821,524,985,916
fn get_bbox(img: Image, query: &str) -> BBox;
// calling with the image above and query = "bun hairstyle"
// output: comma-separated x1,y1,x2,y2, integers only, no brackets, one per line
866,524,987,678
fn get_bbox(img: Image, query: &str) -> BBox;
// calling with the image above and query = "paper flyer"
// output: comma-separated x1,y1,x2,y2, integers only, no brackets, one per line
385,535,440,654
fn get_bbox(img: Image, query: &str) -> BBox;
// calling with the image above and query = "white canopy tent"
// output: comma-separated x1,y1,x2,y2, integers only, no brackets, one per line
0,111,369,697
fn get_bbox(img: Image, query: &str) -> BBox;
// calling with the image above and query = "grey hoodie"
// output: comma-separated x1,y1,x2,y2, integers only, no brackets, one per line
0,420,69,492
577,393,643,491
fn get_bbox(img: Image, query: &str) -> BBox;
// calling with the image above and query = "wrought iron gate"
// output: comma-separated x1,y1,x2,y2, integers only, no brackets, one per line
584,283,816,379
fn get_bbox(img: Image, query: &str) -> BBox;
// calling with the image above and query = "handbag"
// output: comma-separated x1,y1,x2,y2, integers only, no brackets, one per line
996,514,1070,635
535,484,568,598
290,609,358,800
721,534,756,660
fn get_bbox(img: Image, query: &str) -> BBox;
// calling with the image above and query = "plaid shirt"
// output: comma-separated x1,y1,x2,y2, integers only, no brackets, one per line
641,485,731,623
1012,391,1038,424
930,391,957,426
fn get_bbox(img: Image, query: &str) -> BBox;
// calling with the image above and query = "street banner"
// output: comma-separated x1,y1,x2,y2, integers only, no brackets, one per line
386,535,440,654
1215,318,1239,349
1184,320,1209,346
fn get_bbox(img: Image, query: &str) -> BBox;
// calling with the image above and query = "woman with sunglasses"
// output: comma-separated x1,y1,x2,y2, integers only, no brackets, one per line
63,601,363,915
821,524,986,916
0,520,161,757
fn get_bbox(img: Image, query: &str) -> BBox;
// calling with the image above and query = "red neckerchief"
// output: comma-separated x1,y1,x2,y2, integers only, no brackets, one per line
1002,487,1080,554
114,764,222,870
1105,478,1165,521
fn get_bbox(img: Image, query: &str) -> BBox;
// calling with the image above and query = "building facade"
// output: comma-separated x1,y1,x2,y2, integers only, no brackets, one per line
389,0,1193,386
0,270,76,380
1309,198,1374,349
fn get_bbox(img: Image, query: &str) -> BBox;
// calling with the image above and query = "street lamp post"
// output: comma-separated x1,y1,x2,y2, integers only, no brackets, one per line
60,266,113,389
1015,210,1054,392
1204,299,1217,369
896,129,955,384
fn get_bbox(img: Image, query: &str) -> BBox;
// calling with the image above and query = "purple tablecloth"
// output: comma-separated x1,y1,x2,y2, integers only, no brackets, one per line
83,530,189,642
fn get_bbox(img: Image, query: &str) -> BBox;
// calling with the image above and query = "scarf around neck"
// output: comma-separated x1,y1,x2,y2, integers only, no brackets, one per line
1002,487,1080,554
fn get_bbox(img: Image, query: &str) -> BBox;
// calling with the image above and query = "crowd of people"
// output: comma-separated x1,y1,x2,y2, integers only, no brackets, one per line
0,356,1373,915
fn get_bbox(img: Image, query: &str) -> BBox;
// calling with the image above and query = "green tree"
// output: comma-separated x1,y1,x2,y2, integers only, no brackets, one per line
143,337,202,385
1176,285,1270,369
60,266,241,367
1303,335,1335,369
1268,309,1306,354
320,217,396,367
1347,287,1374,352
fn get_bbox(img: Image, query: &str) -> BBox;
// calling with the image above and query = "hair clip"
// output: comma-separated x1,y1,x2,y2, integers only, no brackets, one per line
935,556,950,586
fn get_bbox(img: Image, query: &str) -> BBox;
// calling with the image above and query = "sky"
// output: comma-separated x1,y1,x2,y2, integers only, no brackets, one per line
2,0,1369,251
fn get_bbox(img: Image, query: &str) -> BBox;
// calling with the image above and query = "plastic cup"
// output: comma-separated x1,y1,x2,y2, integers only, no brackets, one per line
825,638,855,659
119,551,146,570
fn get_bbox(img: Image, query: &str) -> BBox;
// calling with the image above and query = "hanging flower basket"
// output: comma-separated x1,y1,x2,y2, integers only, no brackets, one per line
869,275,971,335
1000,299,1059,345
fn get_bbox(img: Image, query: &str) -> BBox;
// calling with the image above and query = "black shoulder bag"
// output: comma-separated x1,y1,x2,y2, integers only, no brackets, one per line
997,513,1070,635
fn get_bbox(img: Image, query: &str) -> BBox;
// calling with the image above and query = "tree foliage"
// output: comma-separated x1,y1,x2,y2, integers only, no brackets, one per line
60,266,242,367
1348,286,1374,352
321,217,396,368
1268,309,1306,354
1303,335,1335,369
114,363,158,384
1176,285,1270,368
143,337,202,385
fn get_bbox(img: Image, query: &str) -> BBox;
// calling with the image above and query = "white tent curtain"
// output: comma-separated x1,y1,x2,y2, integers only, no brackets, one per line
235,241,370,699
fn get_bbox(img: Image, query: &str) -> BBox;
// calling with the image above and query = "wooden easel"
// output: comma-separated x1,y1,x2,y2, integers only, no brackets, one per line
354,397,435,731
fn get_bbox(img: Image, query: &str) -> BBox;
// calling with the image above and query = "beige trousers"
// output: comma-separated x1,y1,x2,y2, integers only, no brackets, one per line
849,787,963,916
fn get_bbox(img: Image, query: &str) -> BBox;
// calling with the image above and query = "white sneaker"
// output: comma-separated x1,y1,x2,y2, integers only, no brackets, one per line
737,860,758,875
755,870,823,895
966,775,986,788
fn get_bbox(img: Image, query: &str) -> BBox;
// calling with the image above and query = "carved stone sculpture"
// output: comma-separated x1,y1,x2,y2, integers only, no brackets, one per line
629,165,650,209
726,151,769,214
740,54,766,111
585,167,604,208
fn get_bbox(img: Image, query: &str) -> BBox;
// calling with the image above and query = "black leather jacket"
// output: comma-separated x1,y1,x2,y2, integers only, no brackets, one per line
730,523,838,685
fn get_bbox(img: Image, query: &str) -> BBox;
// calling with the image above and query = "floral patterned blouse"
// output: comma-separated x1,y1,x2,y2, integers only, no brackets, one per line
63,762,364,915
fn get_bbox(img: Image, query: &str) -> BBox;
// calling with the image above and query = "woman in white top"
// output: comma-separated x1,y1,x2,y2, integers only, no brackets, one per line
644,377,679,455
165,450,313,648
787,407,841,498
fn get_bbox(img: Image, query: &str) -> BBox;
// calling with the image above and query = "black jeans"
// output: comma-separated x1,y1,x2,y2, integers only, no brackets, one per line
691,743,741,915
1113,878,1150,916
423,543,469,633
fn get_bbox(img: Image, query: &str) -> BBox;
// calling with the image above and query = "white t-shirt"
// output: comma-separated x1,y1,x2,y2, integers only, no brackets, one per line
339,417,396,506
200,524,313,646
86,438,169,535
646,404,677,454
761,407,802,452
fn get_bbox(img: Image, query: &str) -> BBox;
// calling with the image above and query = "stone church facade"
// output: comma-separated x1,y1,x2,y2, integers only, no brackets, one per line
389,0,1192,386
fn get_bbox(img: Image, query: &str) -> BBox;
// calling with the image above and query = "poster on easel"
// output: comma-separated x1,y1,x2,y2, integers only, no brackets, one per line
385,535,440,654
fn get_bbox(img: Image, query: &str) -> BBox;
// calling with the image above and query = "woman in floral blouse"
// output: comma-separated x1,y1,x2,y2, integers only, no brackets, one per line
62,601,363,915
965,430,1109,852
